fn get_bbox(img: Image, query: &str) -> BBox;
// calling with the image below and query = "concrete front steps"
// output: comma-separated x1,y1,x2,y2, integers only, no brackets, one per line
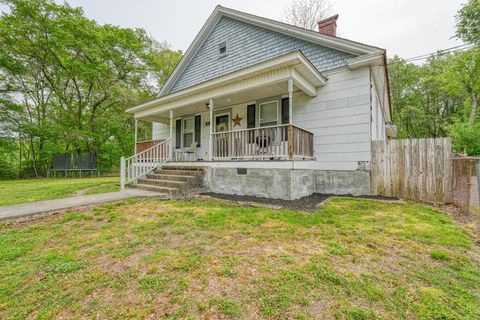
128,165,206,195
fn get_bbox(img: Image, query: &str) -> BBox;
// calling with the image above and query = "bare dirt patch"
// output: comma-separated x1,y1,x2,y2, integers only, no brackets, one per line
201,193,331,211
201,192,398,211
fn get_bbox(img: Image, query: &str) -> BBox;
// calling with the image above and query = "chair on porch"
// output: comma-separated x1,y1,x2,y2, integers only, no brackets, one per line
176,142,198,161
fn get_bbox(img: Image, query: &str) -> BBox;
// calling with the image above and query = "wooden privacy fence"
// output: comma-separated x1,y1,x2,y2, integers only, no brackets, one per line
371,138,453,204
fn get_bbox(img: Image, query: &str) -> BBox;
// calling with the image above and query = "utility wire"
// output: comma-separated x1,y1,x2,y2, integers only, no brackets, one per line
387,44,475,64
403,45,474,62
403,44,470,61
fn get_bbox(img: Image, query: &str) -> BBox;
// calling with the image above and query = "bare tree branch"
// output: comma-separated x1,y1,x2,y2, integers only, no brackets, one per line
282,0,333,30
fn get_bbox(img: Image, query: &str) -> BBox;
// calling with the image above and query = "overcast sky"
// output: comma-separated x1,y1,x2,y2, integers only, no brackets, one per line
9,0,468,60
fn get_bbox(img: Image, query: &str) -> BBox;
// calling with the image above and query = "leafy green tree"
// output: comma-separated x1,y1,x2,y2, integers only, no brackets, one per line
0,0,181,177
388,55,462,139
387,0,480,156
448,121,480,155
444,47,480,124
443,48,480,155
0,139,17,179
147,43,183,95
389,49,480,155
456,0,480,45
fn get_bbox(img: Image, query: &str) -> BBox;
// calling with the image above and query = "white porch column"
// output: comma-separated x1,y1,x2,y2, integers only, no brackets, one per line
134,118,138,154
209,99,214,161
169,109,173,161
288,78,293,124
120,156,125,190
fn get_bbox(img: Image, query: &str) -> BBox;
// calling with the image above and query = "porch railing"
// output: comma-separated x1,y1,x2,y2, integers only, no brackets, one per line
120,138,171,189
212,124,314,160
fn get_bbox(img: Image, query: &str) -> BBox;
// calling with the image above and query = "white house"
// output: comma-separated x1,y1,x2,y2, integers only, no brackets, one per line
122,5,395,200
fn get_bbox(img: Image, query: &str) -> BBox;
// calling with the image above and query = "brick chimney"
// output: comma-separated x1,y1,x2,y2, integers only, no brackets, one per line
318,14,339,37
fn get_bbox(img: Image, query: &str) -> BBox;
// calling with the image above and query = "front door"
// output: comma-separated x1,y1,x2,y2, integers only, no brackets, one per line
214,113,230,157
214,113,230,132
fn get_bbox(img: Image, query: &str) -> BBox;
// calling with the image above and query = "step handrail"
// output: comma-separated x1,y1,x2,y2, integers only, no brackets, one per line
120,138,171,189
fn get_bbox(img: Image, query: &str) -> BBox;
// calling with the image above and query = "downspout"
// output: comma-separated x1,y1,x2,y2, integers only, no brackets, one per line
382,51,393,124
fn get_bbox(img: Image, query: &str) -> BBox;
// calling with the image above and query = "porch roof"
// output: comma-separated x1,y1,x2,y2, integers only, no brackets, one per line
126,51,327,123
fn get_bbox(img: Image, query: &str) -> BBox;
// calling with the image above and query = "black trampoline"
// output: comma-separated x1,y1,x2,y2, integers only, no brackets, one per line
47,153,100,178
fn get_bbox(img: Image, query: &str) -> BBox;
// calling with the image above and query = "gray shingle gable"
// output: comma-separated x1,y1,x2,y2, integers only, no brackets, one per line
170,16,354,93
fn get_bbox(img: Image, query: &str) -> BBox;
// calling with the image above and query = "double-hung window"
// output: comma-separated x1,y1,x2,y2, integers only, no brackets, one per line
259,100,278,127
183,117,194,147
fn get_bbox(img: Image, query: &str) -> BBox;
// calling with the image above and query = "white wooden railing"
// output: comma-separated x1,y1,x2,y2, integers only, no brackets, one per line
212,124,314,160
120,138,171,189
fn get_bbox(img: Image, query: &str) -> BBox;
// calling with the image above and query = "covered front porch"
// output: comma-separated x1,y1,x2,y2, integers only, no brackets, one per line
136,123,314,162
122,51,325,188
132,52,323,159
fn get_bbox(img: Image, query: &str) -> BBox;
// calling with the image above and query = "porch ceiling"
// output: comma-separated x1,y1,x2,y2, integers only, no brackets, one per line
129,51,326,123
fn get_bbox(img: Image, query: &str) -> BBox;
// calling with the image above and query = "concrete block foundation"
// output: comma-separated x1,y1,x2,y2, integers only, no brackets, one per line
207,166,369,200
314,170,370,195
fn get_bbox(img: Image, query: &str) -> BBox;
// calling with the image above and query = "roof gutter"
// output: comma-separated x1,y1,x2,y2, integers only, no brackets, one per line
347,51,384,70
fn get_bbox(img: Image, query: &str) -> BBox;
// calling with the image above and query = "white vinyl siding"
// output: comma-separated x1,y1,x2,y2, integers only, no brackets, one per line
152,123,169,140
292,67,372,171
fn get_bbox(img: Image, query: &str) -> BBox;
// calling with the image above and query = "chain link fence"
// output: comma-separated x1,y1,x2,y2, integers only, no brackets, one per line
453,157,480,215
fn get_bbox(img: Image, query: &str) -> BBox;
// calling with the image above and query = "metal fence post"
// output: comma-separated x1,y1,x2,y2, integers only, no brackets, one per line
120,157,125,190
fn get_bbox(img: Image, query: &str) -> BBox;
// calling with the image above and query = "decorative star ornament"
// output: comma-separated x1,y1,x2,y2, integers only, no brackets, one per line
232,113,243,127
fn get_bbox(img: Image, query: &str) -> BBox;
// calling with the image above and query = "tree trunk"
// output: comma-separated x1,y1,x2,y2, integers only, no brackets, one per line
17,137,22,180
469,94,478,124
29,137,39,178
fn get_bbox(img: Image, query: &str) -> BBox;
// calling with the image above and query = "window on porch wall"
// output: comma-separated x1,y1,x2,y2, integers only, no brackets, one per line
259,100,278,127
175,119,181,149
183,117,194,147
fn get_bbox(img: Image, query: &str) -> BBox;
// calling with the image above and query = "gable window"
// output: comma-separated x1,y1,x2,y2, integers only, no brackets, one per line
218,41,227,56
259,100,278,127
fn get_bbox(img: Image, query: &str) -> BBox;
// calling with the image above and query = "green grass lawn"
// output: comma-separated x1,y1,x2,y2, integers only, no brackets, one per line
0,197,479,319
0,177,120,206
